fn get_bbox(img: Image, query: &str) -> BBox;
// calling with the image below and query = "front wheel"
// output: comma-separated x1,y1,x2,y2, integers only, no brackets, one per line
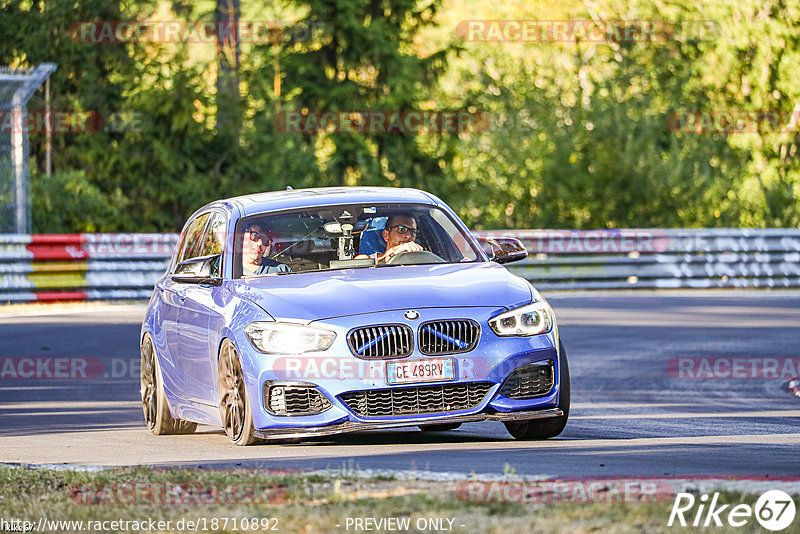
217,339,258,445
140,334,197,435
504,340,570,440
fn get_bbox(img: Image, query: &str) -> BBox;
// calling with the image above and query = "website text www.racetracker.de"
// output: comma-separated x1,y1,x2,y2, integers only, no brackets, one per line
0,516,279,532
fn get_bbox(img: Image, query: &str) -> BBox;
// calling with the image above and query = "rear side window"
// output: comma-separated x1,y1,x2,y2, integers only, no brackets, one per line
202,212,226,256
176,212,211,265
202,212,226,277
171,227,190,270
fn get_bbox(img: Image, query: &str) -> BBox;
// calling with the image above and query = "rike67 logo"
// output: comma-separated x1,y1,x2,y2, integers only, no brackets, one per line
668,490,796,531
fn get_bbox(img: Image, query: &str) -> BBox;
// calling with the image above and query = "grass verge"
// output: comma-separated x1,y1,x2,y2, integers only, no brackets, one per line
0,467,795,533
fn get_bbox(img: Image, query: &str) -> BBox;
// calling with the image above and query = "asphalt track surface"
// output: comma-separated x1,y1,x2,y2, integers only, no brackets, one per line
1,291,799,478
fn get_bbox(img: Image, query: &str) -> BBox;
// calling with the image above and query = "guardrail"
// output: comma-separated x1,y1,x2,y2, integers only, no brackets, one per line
476,228,800,290
1,229,798,303
0,234,177,302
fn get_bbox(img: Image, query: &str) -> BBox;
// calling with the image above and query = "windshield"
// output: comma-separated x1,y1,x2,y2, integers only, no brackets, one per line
235,203,482,278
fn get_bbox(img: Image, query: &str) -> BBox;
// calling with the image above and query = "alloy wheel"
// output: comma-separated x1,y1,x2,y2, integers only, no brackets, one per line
219,341,247,441
140,337,158,430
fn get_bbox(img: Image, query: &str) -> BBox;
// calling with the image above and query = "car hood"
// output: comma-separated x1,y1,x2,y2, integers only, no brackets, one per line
225,262,532,322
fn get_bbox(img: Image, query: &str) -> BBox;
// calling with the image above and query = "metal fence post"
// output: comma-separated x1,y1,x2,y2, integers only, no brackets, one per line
0,63,57,234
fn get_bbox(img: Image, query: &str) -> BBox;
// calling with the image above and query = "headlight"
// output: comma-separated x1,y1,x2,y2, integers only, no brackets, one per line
244,322,336,354
489,299,553,337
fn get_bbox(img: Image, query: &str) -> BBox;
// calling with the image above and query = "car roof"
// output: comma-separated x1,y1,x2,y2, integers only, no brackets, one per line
207,186,442,218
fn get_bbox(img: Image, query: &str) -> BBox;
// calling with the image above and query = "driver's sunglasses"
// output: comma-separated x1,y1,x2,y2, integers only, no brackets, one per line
244,228,271,244
388,225,417,237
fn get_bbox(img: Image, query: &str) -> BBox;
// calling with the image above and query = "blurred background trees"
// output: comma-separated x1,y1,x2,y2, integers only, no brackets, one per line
1,0,798,231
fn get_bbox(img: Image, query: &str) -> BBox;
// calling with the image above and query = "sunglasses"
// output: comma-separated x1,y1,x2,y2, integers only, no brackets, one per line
387,225,417,237
244,229,271,244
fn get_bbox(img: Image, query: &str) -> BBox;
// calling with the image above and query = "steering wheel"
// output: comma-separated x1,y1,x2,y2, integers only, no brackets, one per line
386,250,446,265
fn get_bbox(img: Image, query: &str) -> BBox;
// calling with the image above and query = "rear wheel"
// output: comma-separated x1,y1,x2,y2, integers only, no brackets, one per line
217,339,258,446
504,340,570,440
140,335,197,435
418,423,462,432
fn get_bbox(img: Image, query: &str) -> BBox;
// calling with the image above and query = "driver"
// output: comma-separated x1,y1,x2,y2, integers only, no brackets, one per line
241,223,291,275
377,214,423,264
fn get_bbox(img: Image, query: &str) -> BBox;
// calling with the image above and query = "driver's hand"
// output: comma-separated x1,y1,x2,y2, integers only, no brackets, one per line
382,242,423,262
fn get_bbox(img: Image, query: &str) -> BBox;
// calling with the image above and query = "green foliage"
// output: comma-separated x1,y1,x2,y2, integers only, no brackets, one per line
30,170,122,232
2,0,800,231
438,0,800,229
273,0,456,189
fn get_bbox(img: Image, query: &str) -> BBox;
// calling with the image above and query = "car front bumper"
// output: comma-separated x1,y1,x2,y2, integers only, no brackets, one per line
239,306,564,435
253,406,564,440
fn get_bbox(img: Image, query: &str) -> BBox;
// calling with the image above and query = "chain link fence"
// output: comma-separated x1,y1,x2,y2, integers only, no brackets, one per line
0,63,57,234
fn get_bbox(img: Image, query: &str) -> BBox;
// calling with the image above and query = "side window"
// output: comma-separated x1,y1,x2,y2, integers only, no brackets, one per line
202,212,226,277
176,213,211,266
171,226,190,270
202,212,226,256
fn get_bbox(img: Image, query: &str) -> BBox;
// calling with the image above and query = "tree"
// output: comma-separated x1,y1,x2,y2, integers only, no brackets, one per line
275,0,456,190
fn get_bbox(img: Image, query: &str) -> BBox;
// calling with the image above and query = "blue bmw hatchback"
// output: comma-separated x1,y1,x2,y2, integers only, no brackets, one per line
140,187,569,445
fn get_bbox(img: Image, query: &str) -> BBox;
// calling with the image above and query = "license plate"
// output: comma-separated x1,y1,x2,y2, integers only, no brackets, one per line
386,358,455,385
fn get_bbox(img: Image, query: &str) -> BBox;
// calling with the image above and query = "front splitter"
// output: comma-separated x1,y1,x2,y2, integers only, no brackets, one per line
253,407,563,440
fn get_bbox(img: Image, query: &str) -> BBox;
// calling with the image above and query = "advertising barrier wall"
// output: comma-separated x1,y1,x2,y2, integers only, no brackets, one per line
476,228,800,290
0,233,178,302
0,229,798,303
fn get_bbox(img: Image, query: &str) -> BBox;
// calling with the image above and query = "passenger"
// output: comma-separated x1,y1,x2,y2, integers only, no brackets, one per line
241,223,291,275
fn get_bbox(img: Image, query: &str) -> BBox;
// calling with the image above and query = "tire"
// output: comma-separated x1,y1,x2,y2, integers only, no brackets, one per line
140,334,197,435
504,339,570,440
217,339,258,446
418,423,462,432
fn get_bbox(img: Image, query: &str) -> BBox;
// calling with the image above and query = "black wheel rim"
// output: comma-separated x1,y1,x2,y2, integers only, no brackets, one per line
140,338,158,430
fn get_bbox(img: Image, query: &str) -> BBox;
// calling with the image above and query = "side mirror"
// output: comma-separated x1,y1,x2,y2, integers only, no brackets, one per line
476,236,528,264
476,236,503,259
172,254,222,284
492,237,528,264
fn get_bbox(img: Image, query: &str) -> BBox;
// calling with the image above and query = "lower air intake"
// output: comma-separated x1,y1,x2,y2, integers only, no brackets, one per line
264,383,332,416
339,382,493,417
499,362,554,399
